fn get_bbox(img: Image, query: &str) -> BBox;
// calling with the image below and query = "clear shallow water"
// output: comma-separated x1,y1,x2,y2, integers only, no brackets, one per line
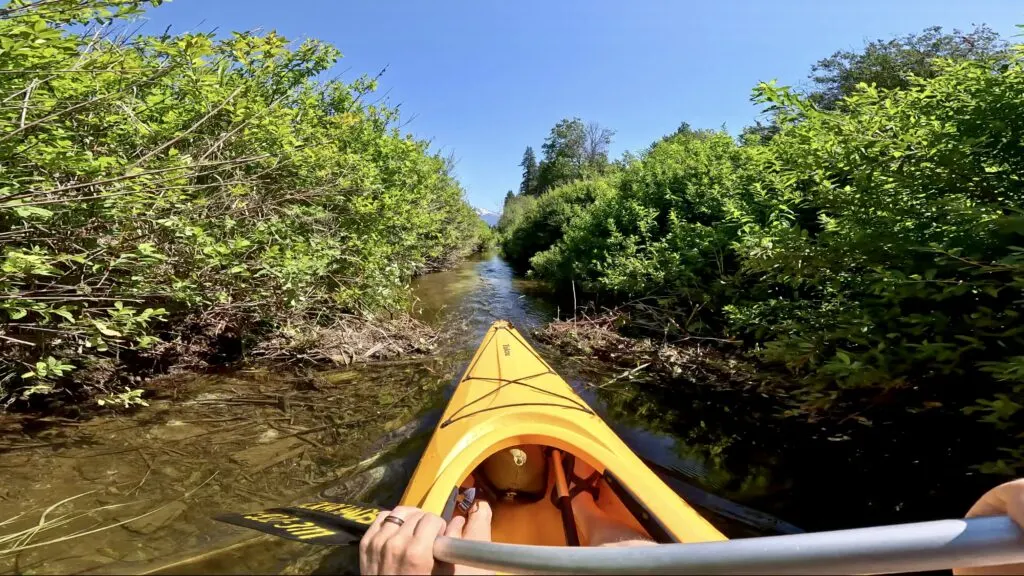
410,251,558,338
71,251,989,574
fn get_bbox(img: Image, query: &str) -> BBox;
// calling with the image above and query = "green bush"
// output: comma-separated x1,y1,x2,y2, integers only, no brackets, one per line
507,39,1024,470
469,216,496,253
530,131,764,333
498,179,609,272
0,0,484,403
496,194,536,238
726,52,1024,420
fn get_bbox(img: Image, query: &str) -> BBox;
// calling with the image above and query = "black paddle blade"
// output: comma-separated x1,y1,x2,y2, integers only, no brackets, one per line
215,500,384,546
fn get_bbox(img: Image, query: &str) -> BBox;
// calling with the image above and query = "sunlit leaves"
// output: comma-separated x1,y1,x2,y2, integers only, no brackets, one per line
0,0,484,403
503,33,1024,473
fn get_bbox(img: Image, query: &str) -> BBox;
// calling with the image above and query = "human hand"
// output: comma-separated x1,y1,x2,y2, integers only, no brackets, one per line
359,506,447,575
358,502,494,575
955,478,1024,575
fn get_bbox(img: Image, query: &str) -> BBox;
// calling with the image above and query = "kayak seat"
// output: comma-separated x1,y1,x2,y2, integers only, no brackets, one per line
455,443,653,547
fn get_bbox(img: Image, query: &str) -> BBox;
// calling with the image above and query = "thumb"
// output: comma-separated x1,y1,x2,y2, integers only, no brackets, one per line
445,515,466,539
957,479,1024,576
1001,480,1024,529
967,479,1024,521
462,500,492,542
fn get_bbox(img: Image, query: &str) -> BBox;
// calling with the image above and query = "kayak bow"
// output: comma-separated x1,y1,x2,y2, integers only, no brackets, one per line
217,320,1024,574
399,320,724,545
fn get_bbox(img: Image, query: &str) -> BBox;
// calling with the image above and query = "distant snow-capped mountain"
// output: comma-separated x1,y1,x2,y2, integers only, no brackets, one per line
474,207,500,227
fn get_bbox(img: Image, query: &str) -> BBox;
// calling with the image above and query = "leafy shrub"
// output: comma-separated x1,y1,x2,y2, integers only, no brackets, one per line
0,0,483,404
506,36,1024,470
530,131,764,333
498,180,607,271
725,51,1024,433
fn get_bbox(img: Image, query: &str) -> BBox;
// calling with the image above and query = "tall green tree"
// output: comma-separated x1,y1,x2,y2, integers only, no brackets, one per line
808,24,1006,109
536,118,613,194
519,146,539,196
504,190,516,206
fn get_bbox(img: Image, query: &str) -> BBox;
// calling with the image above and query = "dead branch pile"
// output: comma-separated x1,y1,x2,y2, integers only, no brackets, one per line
535,311,779,392
251,314,441,365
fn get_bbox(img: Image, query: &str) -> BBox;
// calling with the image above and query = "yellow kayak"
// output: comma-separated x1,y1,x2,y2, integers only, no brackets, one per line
216,320,1023,573
398,320,725,546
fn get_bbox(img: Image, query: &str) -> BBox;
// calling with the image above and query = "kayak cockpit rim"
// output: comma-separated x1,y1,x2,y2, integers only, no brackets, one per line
408,432,678,545
400,320,727,546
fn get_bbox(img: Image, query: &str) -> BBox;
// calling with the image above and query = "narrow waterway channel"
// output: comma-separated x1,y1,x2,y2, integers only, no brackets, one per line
0,252,997,575
407,252,803,537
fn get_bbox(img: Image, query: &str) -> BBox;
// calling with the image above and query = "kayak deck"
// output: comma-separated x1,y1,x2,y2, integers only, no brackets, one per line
399,321,725,546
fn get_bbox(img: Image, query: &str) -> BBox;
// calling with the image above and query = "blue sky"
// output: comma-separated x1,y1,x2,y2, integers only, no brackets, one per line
138,0,1022,212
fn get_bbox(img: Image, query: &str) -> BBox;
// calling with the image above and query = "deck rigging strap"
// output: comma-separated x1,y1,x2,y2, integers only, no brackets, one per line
440,326,594,428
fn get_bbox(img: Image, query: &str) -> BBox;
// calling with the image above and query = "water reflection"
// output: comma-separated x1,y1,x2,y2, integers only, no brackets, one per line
585,366,997,536
410,252,557,342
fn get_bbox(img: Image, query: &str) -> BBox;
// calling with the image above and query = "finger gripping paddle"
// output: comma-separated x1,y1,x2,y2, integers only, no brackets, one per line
217,502,1024,574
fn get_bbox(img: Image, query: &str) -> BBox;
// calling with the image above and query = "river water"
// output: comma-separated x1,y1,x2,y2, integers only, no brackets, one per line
407,252,999,537
1,251,1001,574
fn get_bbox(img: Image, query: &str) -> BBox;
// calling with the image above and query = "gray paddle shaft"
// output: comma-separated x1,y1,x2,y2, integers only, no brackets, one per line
432,515,1024,574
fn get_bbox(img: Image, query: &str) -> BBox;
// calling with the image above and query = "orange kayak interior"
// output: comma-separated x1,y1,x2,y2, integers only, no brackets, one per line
397,320,725,546
456,447,653,546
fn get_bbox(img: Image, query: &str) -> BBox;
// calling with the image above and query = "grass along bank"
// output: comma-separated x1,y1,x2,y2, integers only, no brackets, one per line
0,0,492,412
